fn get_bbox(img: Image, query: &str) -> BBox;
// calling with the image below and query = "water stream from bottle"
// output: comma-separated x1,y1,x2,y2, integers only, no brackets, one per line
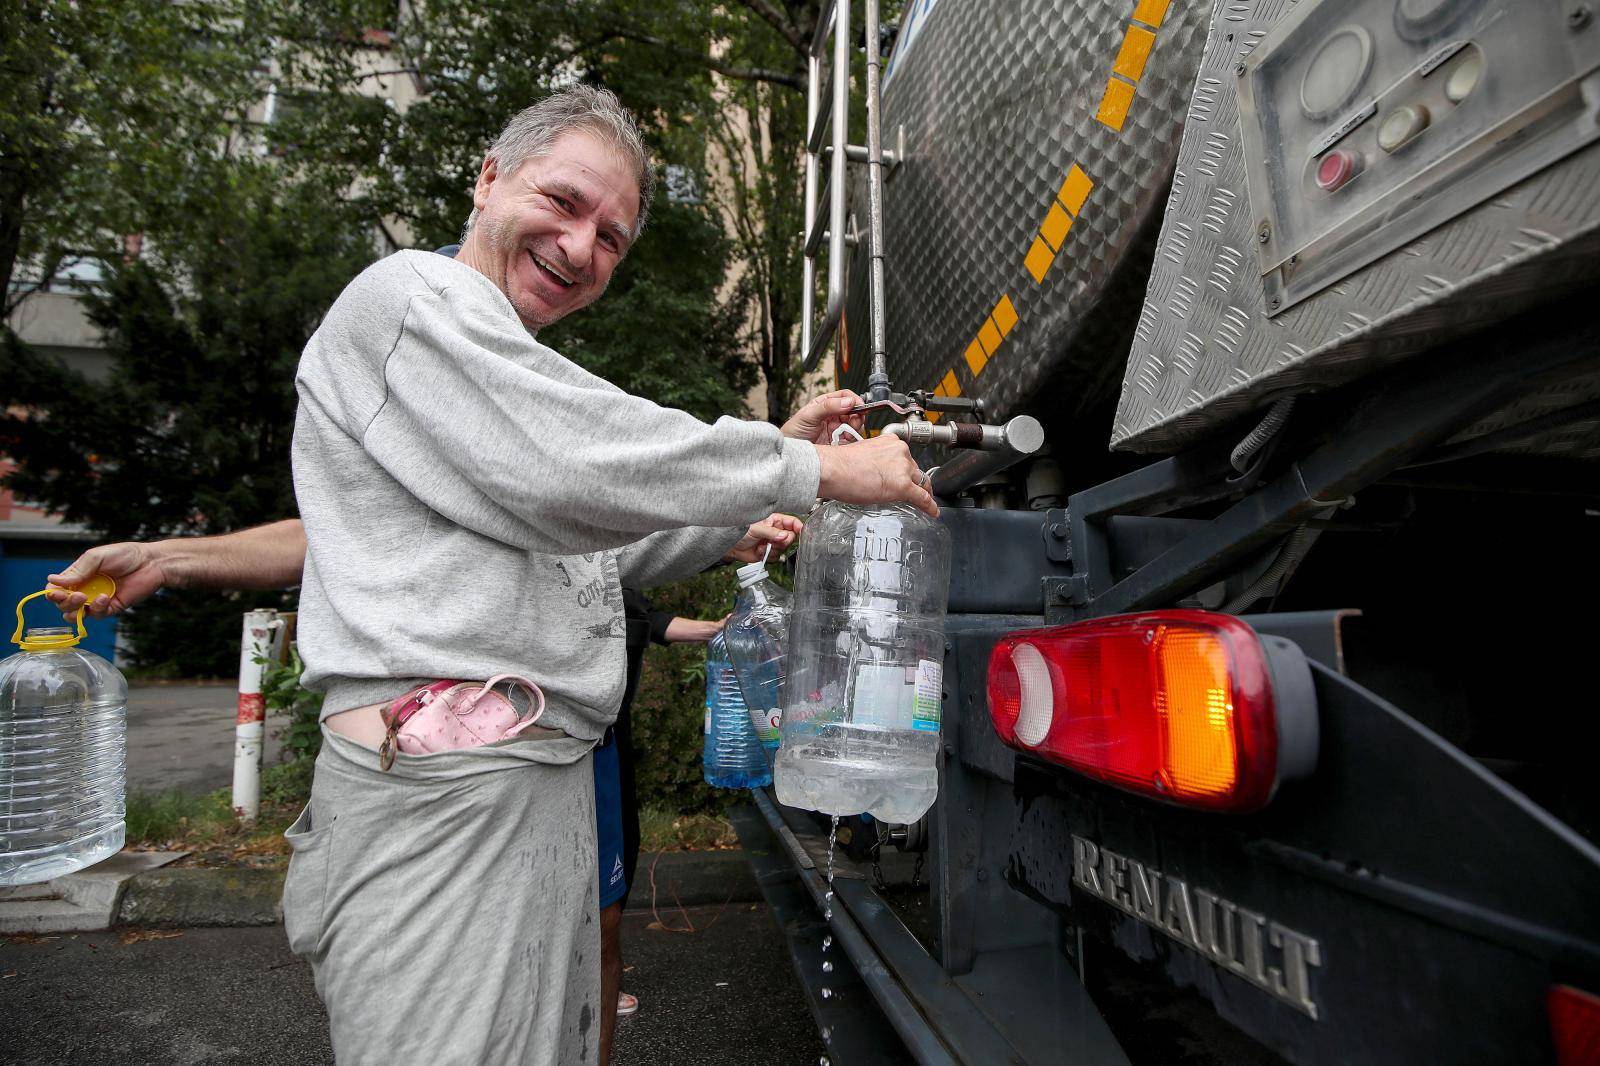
818,814,840,1038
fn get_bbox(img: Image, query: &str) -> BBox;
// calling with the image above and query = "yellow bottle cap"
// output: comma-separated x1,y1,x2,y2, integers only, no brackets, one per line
12,574,117,651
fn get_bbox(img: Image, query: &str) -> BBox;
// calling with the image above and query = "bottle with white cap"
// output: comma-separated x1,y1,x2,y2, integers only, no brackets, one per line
723,552,792,753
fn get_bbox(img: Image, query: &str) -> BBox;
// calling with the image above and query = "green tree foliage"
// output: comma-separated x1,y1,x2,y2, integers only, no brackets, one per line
316,0,759,420
0,173,377,674
0,0,272,311
306,0,854,424
261,645,324,762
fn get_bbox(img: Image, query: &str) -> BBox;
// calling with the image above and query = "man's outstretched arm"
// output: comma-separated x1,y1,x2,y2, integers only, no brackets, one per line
44,519,308,618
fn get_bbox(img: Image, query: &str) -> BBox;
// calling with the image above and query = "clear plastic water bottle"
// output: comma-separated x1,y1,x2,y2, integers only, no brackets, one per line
703,629,771,789
775,500,952,824
1,577,128,886
723,559,791,752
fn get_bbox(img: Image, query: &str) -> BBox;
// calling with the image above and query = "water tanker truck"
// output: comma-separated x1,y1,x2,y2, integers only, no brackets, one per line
734,1,1600,1063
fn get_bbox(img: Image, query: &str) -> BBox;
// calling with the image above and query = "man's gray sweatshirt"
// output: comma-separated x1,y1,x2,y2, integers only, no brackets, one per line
291,250,821,740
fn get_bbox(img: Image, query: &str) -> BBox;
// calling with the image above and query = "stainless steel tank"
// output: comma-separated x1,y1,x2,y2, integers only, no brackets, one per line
836,0,1210,434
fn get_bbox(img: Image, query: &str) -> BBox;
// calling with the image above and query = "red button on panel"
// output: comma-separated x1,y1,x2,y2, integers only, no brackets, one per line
1316,149,1360,192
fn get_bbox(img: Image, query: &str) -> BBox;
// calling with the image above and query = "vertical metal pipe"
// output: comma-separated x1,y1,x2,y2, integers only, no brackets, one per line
828,0,849,337
231,609,281,823
802,48,821,363
862,0,890,400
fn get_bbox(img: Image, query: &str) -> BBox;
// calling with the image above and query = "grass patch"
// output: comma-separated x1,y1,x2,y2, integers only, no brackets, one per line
639,804,738,852
125,788,233,842
127,765,735,865
124,759,313,867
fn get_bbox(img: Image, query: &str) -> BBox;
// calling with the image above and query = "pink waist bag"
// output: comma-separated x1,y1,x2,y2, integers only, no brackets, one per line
377,674,546,771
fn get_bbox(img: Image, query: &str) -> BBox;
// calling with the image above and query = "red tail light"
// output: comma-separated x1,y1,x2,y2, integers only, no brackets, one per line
986,611,1315,811
1550,984,1600,1066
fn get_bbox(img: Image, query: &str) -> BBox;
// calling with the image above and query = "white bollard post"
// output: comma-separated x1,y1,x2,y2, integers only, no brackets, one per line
232,609,280,823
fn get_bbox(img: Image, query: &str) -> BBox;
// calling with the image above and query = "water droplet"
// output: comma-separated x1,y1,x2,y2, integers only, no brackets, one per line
824,890,834,902
822,935,833,949
822,960,834,973
821,1027,832,1042
824,907,832,919
820,1057,831,1066
820,986,833,999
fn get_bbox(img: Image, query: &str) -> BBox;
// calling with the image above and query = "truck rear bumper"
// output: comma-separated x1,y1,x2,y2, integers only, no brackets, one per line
734,789,1130,1065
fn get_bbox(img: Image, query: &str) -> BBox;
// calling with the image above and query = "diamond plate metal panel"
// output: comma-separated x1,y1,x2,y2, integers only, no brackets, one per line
1114,0,1600,456
836,0,1209,430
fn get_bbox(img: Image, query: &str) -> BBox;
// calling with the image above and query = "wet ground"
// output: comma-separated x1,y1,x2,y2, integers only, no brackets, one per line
0,903,824,1065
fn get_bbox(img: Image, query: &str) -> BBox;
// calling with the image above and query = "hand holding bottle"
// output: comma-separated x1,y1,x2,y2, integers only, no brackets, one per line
813,433,938,517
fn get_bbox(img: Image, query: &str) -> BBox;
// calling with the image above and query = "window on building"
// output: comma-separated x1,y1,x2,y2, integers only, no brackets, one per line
664,164,703,205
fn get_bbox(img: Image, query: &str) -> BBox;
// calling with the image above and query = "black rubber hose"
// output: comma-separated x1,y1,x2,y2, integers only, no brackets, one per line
1222,522,1317,615
1231,396,1297,473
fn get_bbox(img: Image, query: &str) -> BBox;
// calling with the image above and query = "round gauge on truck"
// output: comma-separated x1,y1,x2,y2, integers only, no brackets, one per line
1396,0,1474,39
1300,26,1373,120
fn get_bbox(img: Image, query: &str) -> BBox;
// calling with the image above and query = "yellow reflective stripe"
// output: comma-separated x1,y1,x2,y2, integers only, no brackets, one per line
977,317,1003,358
1059,165,1094,217
1113,25,1157,82
964,337,988,377
1131,0,1173,29
1040,202,1073,252
1024,236,1055,284
1096,76,1137,132
992,294,1018,337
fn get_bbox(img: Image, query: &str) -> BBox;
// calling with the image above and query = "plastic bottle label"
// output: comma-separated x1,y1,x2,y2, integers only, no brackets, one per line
912,659,942,732
851,662,914,729
747,706,782,743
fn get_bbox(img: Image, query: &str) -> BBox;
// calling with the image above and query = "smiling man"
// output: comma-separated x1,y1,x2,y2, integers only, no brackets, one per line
457,99,641,329
283,86,934,1065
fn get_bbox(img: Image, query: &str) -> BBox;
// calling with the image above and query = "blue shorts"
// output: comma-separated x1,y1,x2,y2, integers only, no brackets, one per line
595,731,627,909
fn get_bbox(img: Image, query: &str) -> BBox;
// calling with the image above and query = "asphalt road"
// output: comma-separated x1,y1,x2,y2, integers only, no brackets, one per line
124,683,283,796
0,904,826,1065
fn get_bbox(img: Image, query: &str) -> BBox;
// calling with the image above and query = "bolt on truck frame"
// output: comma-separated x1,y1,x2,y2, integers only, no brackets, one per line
733,1,1600,1062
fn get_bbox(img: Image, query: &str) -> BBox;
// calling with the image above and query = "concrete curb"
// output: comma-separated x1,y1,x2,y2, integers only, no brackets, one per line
118,867,286,927
0,851,187,933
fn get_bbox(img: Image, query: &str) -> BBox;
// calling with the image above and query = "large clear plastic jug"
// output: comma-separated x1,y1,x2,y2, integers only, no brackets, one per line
775,499,951,824
702,629,771,789
1,578,128,886
723,559,791,751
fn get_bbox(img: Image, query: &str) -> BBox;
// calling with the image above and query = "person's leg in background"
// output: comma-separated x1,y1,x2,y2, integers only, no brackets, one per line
613,593,652,1020
615,683,643,909
612,701,642,1020
595,732,628,1065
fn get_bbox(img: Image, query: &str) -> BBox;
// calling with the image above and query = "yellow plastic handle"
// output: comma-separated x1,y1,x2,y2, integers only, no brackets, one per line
11,574,117,651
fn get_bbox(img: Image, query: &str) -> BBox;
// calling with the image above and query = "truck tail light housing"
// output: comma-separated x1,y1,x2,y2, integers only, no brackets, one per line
1549,984,1600,1066
986,611,1316,811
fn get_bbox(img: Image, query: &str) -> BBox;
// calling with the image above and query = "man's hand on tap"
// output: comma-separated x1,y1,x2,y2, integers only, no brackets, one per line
781,390,866,445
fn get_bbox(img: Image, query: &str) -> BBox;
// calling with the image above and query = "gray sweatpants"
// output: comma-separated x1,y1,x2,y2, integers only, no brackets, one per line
282,727,599,1065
